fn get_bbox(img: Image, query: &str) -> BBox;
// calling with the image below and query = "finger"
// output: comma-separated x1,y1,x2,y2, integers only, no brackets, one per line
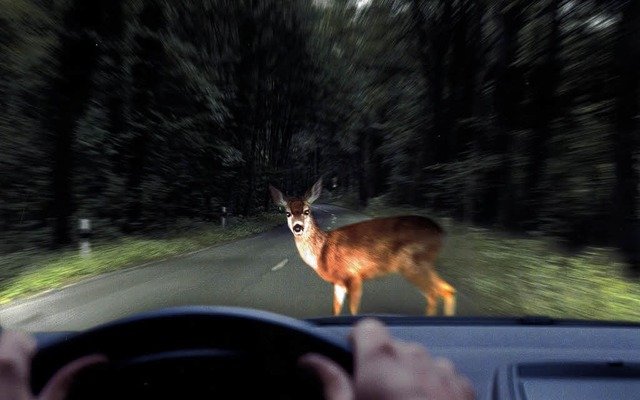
38,354,107,400
396,341,431,363
0,332,37,382
432,357,456,376
432,356,476,399
299,353,354,400
456,375,476,400
0,331,37,357
349,319,395,362
423,357,465,397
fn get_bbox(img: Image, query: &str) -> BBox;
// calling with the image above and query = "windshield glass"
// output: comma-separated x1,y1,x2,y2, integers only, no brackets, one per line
1,0,639,331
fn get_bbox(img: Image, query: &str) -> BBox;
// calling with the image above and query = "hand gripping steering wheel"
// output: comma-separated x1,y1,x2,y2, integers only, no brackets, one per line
31,307,353,399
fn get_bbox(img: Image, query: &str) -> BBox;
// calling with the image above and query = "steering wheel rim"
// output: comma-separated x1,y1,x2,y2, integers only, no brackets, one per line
32,306,353,398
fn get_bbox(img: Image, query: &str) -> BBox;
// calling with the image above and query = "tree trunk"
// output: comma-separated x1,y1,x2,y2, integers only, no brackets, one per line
494,1,524,229
526,0,560,224
612,0,640,272
49,4,100,246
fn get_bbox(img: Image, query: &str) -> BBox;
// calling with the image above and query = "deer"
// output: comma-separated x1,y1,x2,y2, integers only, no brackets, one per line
269,178,456,316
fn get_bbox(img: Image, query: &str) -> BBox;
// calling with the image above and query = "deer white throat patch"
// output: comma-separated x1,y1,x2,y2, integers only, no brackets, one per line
296,239,318,270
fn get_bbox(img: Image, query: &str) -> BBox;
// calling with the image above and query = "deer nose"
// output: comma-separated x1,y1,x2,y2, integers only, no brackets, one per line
293,224,303,233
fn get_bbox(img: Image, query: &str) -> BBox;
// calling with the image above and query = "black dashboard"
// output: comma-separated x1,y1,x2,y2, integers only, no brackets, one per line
32,311,640,400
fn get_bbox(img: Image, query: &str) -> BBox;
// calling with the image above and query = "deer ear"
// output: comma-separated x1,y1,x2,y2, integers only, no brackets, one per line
269,185,288,207
305,178,323,204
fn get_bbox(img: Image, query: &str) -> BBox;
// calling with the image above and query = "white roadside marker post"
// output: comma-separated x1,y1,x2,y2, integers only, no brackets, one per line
79,218,91,258
221,207,227,228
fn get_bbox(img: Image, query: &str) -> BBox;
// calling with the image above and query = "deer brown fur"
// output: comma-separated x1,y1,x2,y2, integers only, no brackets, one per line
269,178,456,316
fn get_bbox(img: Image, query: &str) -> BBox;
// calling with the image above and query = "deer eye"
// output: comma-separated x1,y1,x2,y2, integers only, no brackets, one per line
286,212,291,218
303,210,310,215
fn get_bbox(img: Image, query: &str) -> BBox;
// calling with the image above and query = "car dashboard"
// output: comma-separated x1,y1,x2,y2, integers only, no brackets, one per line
33,314,640,400
310,316,640,400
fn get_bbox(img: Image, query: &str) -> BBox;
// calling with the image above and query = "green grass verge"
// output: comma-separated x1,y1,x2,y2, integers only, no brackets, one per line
4,202,639,322
0,213,283,305
365,203,640,322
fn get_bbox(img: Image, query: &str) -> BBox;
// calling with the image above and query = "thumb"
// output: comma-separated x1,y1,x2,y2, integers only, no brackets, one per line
38,354,107,400
299,353,354,400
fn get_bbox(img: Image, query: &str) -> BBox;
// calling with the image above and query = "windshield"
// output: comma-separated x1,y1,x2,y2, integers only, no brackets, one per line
1,0,639,331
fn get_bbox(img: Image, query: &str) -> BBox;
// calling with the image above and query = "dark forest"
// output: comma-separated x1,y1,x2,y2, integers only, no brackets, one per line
1,0,638,272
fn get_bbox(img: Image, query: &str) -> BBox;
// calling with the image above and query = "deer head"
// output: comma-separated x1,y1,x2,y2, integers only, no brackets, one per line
269,178,322,237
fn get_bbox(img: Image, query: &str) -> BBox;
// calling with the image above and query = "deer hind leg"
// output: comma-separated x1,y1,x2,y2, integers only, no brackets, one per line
403,266,456,316
347,278,363,315
402,269,439,315
333,284,347,315
435,275,457,316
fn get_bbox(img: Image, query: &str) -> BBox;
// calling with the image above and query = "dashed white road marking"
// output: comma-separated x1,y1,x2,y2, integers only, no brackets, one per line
271,258,289,271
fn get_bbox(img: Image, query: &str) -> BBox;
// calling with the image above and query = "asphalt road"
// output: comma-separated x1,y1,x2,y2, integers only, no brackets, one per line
0,204,469,332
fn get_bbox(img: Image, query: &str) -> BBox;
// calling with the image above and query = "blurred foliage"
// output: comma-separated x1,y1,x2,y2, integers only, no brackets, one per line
0,0,638,296
1,0,319,250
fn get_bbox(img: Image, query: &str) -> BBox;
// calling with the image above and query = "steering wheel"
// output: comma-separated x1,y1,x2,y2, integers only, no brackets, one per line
31,307,353,399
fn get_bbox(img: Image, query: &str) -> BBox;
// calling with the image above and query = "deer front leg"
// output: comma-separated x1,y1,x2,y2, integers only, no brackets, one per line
347,279,362,315
333,284,347,315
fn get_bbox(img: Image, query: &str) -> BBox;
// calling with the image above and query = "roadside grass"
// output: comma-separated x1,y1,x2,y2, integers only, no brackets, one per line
365,202,640,322
0,213,283,305
4,199,639,323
